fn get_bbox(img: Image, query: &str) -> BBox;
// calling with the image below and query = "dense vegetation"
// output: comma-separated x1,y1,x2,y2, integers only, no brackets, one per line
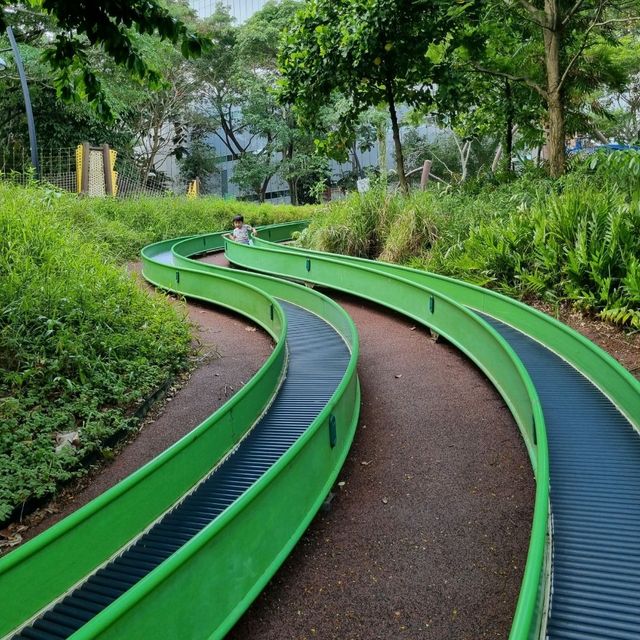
0,0,638,526
0,183,306,522
49,189,309,261
296,151,640,329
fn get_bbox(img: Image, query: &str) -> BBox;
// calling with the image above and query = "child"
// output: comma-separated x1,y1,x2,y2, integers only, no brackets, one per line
227,215,257,245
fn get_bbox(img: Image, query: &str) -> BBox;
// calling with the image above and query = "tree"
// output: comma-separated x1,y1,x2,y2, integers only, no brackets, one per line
0,36,132,167
115,33,201,184
0,6,202,179
469,0,640,177
279,0,465,192
0,1,206,117
193,0,329,203
0,0,209,188
586,35,640,143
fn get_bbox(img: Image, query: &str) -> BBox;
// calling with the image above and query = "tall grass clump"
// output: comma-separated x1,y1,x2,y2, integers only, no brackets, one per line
0,184,192,521
296,186,398,257
63,195,312,261
297,178,553,265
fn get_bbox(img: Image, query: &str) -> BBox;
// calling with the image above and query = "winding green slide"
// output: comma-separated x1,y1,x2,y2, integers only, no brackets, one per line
1,220,639,640
228,229,640,640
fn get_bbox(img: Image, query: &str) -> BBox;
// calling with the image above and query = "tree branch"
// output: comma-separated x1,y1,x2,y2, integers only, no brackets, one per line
472,63,547,98
514,0,544,25
557,3,617,92
561,0,586,26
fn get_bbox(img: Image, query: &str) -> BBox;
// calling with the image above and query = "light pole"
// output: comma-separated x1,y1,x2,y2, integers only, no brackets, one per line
1,26,40,178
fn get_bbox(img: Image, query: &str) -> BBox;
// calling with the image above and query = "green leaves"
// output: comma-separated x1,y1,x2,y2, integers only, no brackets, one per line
0,182,310,522
279,0,453,123
1,0,209,117
426,40,448,65
297,162,640,328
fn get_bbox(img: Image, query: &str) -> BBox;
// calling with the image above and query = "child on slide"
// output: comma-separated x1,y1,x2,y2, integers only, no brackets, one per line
227,215,257,245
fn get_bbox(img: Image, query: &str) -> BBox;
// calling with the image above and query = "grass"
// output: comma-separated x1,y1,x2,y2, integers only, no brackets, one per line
0,183,315,523
56,192,312,261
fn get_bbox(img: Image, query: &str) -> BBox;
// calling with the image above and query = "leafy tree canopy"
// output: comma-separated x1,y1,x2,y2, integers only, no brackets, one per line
466,0,640,176
0,1,208,117
278,0,478,190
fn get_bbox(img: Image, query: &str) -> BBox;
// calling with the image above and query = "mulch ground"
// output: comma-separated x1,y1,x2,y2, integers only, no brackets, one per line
227,292,533,640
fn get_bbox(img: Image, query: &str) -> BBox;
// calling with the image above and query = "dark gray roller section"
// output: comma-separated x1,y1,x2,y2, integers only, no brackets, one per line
480,314,640,640
13,301,350,639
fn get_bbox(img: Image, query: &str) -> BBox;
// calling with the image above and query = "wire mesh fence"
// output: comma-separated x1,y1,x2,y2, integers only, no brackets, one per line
0,145,198,198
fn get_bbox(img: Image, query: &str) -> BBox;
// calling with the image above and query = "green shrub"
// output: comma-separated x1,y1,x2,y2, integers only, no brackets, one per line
296,163,640,329
72,195,312,261
0,182,319,521
0,185,194,520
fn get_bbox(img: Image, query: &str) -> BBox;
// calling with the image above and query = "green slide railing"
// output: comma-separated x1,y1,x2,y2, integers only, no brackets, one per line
229,227,640,639
225,233,552,640
6,217,635,640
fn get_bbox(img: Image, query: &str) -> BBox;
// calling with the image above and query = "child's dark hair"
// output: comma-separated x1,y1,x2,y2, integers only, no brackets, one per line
233,215,244,223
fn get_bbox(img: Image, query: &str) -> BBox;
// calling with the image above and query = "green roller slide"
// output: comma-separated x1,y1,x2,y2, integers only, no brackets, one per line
0,221,359,640
3,218,638,640
224,224,640,640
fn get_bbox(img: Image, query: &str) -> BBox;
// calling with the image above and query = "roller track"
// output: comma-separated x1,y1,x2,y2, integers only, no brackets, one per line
1,220,639,640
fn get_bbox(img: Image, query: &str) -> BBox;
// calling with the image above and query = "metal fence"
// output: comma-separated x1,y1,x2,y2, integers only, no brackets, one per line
0,146,195,198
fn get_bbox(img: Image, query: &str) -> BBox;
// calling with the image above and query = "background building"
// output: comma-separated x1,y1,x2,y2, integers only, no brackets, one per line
190,0,269,23
188,0,412,202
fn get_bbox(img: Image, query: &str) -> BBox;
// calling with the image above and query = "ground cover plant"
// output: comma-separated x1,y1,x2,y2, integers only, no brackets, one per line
0,183,311,524
296,152,640,329
54,192,310,261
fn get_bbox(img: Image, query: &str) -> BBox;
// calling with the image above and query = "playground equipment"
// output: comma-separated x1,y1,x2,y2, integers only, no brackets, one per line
1,220,639,640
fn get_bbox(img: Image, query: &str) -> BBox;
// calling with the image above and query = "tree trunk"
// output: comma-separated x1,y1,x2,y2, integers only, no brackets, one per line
287,179,298,205
460,140,471,182
546,91,565,177
385,80,408,193
352,142,363,178
378,126,387,178
259,175,271,203
504,80,514,173
143,123,161,189
543,0,566,177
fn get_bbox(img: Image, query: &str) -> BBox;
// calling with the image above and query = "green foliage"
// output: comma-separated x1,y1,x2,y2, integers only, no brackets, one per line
279,0,467,167
178,139,218,181
39,190,307,261
0,182,312,520
192,1,327,202
0,0,208,118
298,155,640,329
0,184,192,520
402,127,499,182
587,148,640,198
467,1,640,176
298,182,480,260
